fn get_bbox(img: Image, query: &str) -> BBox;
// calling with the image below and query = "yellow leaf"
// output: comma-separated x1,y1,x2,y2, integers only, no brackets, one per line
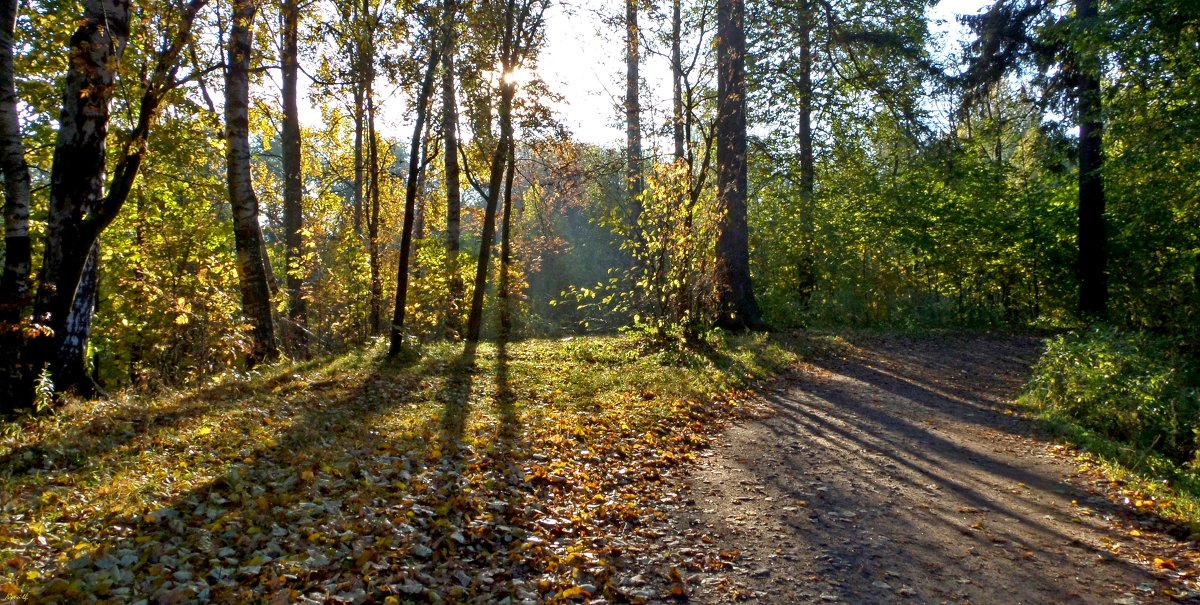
25,570,38,580
560,586,589,598
1130,529,1143,536
175,313,190,325
198,426,212,436
1155,558,1177,570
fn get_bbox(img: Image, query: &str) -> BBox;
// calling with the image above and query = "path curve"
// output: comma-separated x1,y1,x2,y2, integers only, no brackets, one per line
660,335,1199,605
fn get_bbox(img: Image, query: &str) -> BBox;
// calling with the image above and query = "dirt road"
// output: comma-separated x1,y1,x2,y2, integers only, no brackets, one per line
653,335,1199,604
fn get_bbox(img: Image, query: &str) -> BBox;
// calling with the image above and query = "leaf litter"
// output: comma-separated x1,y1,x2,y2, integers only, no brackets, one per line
0,334,797,603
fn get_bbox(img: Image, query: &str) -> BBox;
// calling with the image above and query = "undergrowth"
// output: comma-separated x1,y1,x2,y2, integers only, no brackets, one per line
1022,327,1200,525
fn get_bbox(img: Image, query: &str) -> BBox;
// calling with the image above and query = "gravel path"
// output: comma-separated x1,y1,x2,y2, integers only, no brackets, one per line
654,334,1200,605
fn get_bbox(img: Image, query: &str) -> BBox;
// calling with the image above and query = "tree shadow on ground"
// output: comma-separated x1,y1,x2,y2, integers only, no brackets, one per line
684,335,1196,604
13,339,538,602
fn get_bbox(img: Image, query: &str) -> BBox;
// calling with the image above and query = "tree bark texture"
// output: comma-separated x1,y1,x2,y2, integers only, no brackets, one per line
0,0,31,323
226,0,279,366
498,138,517,339
54,242,98,396
714,0,764,330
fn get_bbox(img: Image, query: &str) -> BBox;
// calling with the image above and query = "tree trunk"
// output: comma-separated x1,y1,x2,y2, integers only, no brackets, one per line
625,0,643,215
671,0,685,162
796,0,816,308
1075,0,1107,319
2,0,204,408
29,0,131,402
0,0,31,323
366,86,383,334
498,138,517,339
441,0,463,337
54,242,98,397
352,82,364,236
466,0,518,343
226,0,279,366
714,0,764,330
281,0,308,355
390,44,441,356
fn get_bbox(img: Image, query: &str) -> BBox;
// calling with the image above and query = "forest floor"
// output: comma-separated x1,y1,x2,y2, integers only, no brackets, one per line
3,332,1200,604
635,334,1200,604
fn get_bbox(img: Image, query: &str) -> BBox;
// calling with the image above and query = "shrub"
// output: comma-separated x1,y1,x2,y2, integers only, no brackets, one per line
1024,327,1200,465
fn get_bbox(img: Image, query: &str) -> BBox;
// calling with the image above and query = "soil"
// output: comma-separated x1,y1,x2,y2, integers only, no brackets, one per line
628,334,1200,605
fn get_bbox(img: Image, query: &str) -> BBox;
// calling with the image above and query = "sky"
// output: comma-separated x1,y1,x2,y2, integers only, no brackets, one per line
532,0,992,146
295,0,992,146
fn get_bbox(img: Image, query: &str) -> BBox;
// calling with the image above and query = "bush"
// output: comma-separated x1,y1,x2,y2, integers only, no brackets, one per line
1024,327,1200,465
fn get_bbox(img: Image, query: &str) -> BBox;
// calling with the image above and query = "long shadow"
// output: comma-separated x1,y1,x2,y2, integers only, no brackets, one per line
0,354,349,474
708,336,1198,603
803,339,1200,540
13,347,486,602
438,341,479,454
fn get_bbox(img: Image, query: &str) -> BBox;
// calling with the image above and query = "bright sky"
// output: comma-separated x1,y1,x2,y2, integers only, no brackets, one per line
296,0,991,145
533,0,991,145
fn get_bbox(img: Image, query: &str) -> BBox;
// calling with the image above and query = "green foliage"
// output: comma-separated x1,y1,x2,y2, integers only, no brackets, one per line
1024,327,1200,465
563,161,721,339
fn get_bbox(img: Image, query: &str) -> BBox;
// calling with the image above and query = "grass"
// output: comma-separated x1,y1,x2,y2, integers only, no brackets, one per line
0,331,801,603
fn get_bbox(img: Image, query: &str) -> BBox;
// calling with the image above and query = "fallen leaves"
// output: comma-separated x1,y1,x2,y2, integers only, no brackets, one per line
0,335,775,603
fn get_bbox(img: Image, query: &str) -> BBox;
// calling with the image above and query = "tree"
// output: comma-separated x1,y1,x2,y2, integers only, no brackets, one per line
670,0,685,162
464,0,546,342
625,0,644,207
391,35,442,355
714,0,764,330
962,0,1110,318
226,0,279,366
466,0,519,343
441,0,464,337
0,0,31,324
281,0,308,355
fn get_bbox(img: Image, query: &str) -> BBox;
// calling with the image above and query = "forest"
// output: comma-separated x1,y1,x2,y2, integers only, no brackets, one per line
0,0,1198,602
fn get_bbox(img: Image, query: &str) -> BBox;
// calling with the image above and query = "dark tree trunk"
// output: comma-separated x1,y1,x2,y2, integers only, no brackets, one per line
625,0,643,213
441,0,463,337
366,86,383,334
498,138,517,339
226,0,279,366
671,0,685,162
714,0,764,330
796,0,816,307
281,0,308,355
352,82,364,236
1075,0,1107,319
54,242,98,396
351,0,368,238
390,44,441,356
0,0,31,323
